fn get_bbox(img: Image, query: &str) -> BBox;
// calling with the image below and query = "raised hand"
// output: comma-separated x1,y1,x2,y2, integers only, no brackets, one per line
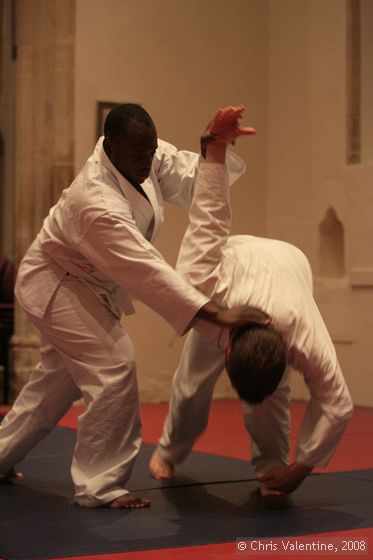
207,105,256,145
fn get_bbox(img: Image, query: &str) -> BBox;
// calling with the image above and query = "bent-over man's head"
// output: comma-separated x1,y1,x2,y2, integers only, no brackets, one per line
225,325,287,404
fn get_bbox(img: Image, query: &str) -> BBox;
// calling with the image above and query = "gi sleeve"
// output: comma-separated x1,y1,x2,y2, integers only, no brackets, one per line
176,163,231,294
245,349,353,475
295,355,353,467
153,140,199,208
287,303,353,468
153,139,245,209
248,291,353,474
78,210,209,336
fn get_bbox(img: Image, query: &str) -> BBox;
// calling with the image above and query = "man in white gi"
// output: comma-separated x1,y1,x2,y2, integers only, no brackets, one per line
0,104,260,508
149,106,354,496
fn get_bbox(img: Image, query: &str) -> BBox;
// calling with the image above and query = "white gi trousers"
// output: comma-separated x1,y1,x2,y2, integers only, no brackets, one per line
0,275,141,507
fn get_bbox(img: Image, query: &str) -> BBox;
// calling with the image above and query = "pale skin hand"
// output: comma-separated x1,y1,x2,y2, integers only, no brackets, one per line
258,463,313,496
208,105,256,143
202,105,256,163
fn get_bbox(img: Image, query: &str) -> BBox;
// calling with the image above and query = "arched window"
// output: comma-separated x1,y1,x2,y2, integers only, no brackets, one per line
318,208,345,278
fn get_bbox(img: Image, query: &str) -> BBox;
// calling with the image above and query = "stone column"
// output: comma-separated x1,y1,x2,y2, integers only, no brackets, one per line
10,0,75,399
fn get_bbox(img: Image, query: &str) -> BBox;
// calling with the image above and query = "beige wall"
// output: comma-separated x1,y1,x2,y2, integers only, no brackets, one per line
267,0,373,406
75,0,373,407
75,0,269,401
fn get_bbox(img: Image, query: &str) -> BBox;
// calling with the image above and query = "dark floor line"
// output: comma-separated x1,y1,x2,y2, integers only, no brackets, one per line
135,477,259,492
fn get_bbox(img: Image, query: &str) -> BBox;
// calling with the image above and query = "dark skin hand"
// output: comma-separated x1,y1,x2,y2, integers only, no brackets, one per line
196,302,270,330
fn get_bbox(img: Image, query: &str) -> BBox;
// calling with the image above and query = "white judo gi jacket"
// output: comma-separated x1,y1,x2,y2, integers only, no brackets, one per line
16,138,212,331
159,163,353,476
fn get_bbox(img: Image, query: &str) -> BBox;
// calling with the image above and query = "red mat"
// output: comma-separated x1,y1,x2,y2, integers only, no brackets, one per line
51,400,373,560
1,399,372,560
51,528,371,560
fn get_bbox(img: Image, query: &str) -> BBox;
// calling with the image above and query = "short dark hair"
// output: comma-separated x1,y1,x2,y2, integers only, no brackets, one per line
104,103,154,139
226,325,286,404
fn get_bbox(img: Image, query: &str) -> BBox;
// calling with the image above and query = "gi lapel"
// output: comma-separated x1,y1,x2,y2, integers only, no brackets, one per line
116,175,156,240
140,173,163,241
99,141,156,240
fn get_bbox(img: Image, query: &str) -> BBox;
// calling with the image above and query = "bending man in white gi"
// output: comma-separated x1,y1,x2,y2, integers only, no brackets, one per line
150,106,354,496
0,104,261,508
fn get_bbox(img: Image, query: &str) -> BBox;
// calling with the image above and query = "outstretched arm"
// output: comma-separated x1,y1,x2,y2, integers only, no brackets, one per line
177,106,255,293
258,335,353,495
257,364,352,495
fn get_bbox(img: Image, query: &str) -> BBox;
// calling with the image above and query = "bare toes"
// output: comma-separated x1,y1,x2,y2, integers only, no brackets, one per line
108,493,151,509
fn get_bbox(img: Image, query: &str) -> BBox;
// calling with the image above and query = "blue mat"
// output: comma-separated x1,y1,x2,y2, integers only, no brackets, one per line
0,426,372,560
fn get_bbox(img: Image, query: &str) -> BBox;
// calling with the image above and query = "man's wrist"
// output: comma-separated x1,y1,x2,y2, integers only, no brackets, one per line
205,143,227,163
200,134,227,163
200,133,215,159
196,301,223,322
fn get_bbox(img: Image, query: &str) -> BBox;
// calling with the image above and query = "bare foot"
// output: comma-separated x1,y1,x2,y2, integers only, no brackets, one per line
108,493,150,509
0,468,23,483
149,448,174,480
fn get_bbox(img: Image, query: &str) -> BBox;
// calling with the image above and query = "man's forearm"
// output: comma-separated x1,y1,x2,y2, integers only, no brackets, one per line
205,143,227,164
